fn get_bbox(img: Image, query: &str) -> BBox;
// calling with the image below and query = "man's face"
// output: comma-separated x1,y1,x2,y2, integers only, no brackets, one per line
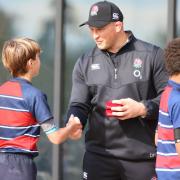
89,22,120,52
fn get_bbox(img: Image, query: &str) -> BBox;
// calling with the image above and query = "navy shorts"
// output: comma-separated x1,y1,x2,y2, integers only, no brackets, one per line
0,153,37,180
83,151,157,180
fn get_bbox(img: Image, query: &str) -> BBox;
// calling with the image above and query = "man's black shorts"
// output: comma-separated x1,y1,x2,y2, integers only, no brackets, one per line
82,151,157,180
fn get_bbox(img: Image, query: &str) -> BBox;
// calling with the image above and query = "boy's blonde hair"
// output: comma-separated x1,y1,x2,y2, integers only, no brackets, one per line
2,38,41,77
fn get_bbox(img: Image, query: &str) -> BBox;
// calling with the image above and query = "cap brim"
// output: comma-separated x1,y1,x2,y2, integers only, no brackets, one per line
79,21,88,27
79,21,110,28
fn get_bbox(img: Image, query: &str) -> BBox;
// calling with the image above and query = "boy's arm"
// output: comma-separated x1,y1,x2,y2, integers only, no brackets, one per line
155,131,158,146
173,103,180,155
175,143,180,155
175,128,180,155
41,115,82,144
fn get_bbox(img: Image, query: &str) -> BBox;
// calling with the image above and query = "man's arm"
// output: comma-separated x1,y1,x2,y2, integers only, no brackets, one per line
66,56,91,128
142,47,168,119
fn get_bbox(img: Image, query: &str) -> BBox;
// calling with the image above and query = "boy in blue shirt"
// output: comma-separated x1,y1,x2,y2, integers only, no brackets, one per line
156,38,180,180
0,38,82,180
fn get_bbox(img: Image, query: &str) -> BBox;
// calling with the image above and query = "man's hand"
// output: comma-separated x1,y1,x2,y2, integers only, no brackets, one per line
110,98,147,120
66,115,82,140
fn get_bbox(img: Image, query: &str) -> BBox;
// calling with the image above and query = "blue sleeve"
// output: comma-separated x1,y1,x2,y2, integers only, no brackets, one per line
31,91,53,124
171,102,180,129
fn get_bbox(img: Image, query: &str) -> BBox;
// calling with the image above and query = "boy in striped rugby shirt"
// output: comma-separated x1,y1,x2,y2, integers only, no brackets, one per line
0,38,82,180
156,38,180,180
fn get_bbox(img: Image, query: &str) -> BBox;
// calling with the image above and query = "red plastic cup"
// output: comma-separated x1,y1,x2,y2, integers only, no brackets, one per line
106,101,120,109
105,109,114,117
105,100,122,117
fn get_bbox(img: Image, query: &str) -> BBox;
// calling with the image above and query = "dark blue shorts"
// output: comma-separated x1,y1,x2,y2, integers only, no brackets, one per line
0,153,37,180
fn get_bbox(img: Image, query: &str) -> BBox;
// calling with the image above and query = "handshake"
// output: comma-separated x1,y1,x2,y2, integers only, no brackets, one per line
66,115,83,140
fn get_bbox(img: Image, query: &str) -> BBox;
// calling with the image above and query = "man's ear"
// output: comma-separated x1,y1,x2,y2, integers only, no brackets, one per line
115,21,123,32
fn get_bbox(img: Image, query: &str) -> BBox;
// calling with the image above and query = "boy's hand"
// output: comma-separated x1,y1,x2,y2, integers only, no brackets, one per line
66,115,82,140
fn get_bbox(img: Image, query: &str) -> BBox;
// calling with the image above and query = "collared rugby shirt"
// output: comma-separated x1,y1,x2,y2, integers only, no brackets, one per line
156,80,180,179
0,77,53,157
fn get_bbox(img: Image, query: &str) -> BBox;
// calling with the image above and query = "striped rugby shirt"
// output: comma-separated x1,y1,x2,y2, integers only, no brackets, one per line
0,77,53,156
156,80,180,179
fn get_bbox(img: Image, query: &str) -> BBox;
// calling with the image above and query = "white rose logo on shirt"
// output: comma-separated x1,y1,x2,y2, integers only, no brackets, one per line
133,58,142,68
133,58,143,79
90,5,99,16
